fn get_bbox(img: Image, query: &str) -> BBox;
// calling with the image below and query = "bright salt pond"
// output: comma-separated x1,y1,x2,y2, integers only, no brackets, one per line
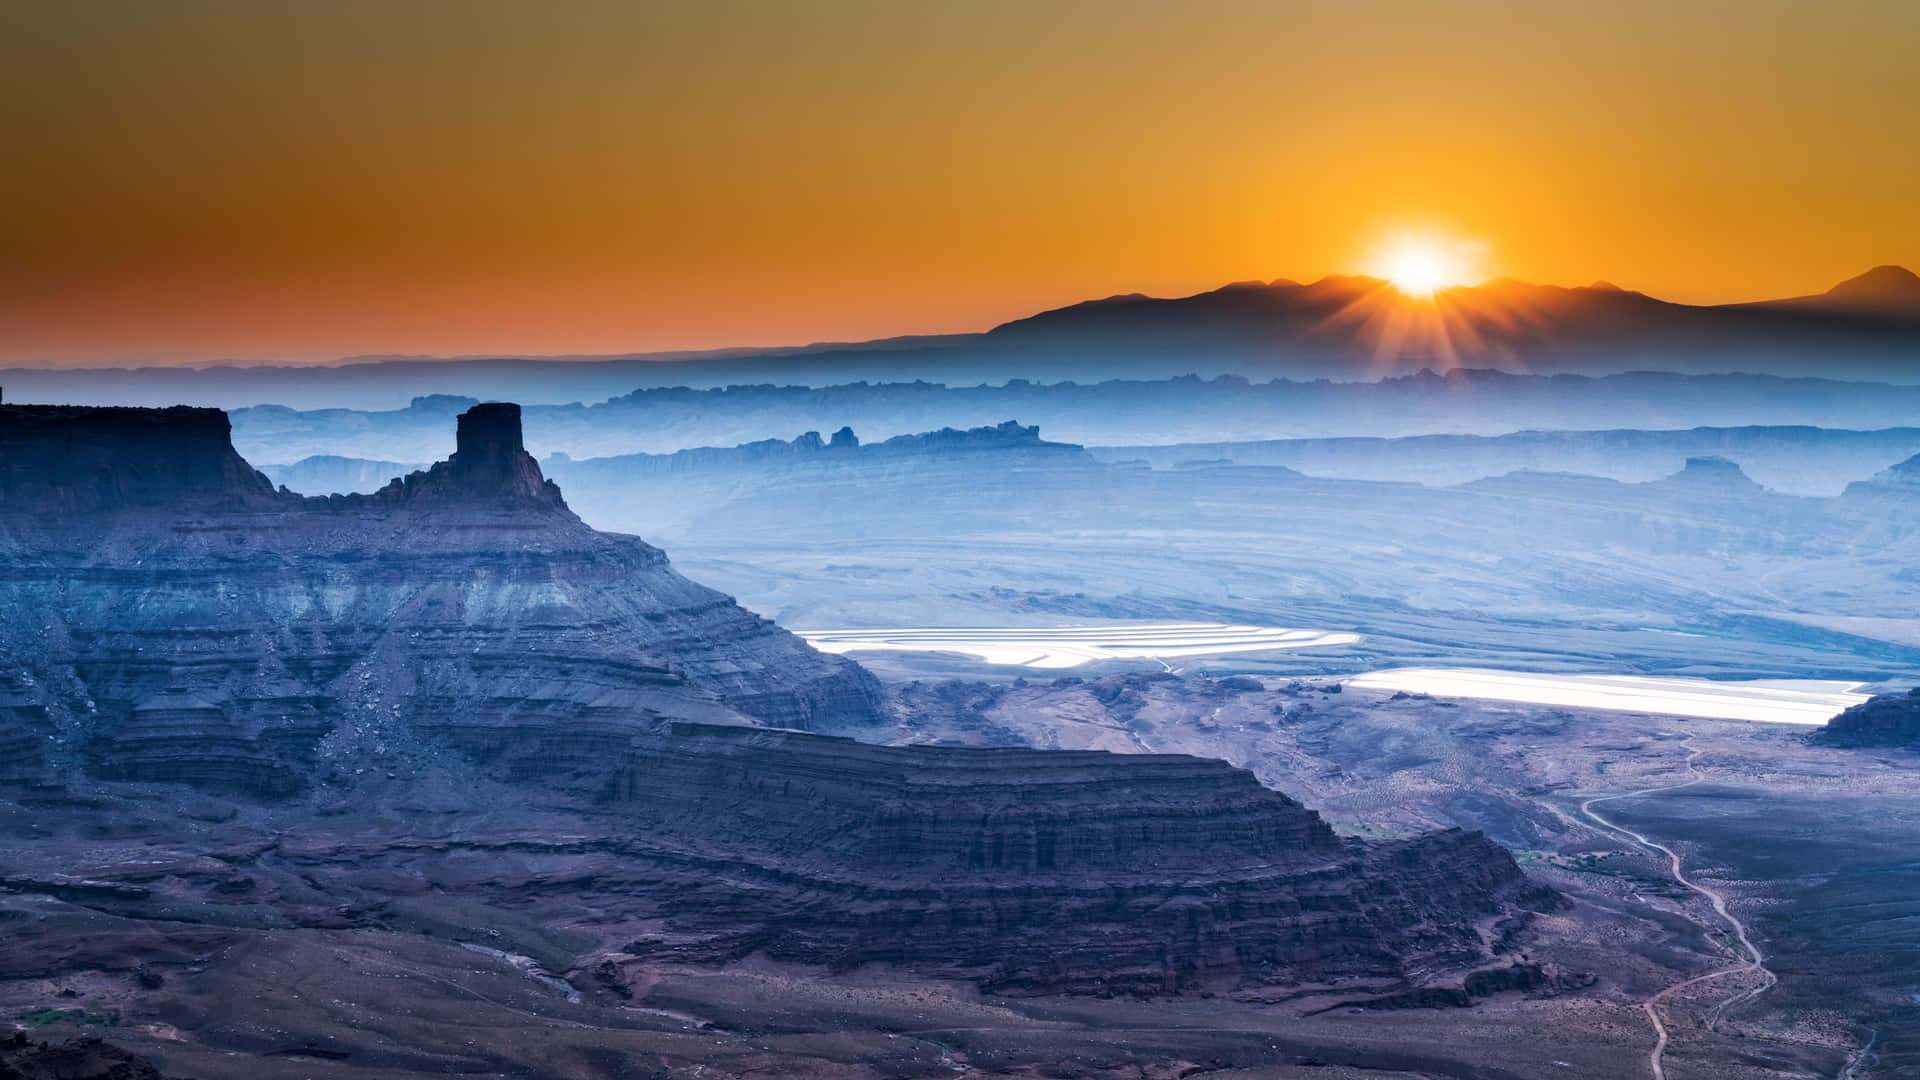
798,623,1359,670
1345,668,1871,725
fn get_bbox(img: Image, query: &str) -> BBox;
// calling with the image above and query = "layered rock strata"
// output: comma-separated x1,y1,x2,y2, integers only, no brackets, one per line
570,722,1541,993
1813,688,1920,748
0,402,884,796
0,401,1549,996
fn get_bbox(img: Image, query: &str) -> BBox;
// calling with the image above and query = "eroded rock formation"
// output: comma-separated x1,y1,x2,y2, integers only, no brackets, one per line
0,402,884,797
1813,688,1920,748
627,726,1534,992
0,401,1550,999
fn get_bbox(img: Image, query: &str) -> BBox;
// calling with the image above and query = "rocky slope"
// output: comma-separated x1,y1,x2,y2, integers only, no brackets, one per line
0,719,1547,1001
1812,688,1920,748
0,1033,170,1080
0,401,1550,1009
578,723,1541,993
1842,449,1920,496
0,402,884,797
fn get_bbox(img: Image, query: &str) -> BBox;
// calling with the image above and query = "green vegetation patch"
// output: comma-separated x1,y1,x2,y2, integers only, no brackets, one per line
18,1007,120,1027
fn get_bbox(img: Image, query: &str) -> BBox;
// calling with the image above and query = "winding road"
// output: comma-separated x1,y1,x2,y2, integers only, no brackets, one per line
1839,1029,1879,1079
1576,743,1777,1080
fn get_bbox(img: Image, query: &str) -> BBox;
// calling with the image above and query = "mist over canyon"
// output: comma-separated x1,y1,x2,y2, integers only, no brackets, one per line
14,1,1920,1073
3,276,1919,1080
0,401,1596,1079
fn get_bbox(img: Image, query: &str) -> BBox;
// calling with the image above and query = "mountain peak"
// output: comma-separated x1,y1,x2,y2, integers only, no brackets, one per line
373,402,566,507
1822,265,1920,312
452,402,532,488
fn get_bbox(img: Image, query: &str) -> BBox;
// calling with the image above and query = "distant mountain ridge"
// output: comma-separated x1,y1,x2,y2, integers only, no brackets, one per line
1739,265,1920,318
1,268,1915,410
986,268,1920,371
1101,423,1920,496
223,371,1920,473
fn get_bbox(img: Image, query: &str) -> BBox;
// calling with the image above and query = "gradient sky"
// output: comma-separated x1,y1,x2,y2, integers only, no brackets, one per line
3,0,1917,365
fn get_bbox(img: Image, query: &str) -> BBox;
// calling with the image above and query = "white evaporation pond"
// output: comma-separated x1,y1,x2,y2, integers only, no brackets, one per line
1346,668,1872,725
798,623,1360,670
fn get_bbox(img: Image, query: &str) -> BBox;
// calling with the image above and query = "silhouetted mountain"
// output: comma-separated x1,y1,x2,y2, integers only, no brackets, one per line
988,270,1920,377
1748,265,1920,319
2,270,1915,410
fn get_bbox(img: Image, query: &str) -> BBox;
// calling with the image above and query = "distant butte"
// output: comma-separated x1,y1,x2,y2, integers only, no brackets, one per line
1814,688,1920,748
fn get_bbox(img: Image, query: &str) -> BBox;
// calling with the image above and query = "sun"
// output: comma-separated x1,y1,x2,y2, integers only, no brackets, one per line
1365,230,1484,298
1385,248,1450,297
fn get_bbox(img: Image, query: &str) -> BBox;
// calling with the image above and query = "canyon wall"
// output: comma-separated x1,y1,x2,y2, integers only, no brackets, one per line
0,402,884,798
0,401,1549,996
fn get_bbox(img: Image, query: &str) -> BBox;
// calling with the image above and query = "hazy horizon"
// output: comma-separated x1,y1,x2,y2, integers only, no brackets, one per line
2,262,1914,371
8,6,1920,1078
6,1,1919,365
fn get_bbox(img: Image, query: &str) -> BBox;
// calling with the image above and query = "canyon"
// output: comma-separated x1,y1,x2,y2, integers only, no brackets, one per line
0,402,1568,1078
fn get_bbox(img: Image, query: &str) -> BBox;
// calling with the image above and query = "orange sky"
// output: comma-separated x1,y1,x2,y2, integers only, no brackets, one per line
3,0,1917,366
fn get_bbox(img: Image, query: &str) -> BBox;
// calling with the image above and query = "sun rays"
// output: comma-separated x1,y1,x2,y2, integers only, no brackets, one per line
1288,228,1560,376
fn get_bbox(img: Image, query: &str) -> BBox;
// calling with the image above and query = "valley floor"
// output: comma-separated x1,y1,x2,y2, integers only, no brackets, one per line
5,677,1914,1079
878,675,1920,1079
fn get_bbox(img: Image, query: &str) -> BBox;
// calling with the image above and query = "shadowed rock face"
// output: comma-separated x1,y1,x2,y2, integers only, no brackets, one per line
0,402,885,796
0,401,1550,998
1814,689,1920,748
430,401,559,504
0,404,278,513
0,713,1548,998
572,723,1541,993
0,1033,166,1080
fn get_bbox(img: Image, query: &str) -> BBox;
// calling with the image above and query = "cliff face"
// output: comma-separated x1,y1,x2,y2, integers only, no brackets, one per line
542,419,1100,541
0,404,279,513
0,401,1549,998
1813,689,1920,748
573,723,1537,993
0,402,884,797
1843,451,1920,497
0,712,1547,997
545,418,1087,482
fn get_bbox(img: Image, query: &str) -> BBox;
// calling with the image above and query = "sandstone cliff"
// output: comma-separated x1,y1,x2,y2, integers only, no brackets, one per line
576,722,1538,994
1813,688,1920,748
0,402,1549,998
0,402,884,796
